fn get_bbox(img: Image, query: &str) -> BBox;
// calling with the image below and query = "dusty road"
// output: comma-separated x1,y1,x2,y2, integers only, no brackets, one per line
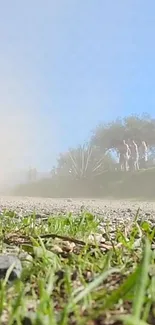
0,196,155,221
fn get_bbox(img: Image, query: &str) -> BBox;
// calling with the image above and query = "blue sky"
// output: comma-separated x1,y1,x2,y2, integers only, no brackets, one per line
0,0,155,171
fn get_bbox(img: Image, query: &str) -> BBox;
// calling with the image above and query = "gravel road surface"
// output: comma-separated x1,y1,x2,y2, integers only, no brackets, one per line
0,196,155,222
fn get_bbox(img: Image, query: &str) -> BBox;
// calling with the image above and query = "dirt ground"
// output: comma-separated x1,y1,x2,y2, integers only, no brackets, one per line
0,196,155,221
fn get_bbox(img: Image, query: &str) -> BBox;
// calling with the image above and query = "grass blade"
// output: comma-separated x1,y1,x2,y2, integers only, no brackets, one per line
71,267,120,306
102,266,140,310
132,238,151,319
118,314,149,325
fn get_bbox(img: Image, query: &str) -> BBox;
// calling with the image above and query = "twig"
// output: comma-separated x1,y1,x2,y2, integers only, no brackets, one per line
37,234,86,245
4,232,122,251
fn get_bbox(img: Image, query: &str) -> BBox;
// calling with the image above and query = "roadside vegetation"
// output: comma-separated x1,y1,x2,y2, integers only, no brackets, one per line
13,167,155,200
12,113,155,200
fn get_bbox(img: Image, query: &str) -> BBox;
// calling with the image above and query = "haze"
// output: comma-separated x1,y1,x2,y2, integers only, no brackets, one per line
1,0,155,190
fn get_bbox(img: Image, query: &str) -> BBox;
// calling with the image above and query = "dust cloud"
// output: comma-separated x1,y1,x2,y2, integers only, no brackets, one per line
0,65,40,191
0,107,37,190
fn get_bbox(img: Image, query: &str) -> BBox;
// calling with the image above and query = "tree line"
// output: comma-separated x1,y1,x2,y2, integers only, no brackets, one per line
28,113,155,182
52,113,155,180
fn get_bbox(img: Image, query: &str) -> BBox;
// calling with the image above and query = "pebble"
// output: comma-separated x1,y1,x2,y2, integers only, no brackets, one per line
0,254,22,281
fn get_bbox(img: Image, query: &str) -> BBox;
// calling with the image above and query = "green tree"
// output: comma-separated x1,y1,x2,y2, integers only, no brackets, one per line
91,113,155,155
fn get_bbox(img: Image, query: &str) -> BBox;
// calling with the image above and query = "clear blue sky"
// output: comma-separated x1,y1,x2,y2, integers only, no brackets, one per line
0,0,155,171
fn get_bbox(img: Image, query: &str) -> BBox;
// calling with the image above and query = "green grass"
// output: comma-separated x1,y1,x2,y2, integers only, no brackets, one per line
0,210,155,324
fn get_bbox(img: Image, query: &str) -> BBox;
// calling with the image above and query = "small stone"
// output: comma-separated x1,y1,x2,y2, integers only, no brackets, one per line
61,241,75,252
51,245,63,253
0,254,22,281
35,214,42,218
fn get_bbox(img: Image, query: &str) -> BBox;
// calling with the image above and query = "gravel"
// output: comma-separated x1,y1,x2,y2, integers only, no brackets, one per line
0,196,155,223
